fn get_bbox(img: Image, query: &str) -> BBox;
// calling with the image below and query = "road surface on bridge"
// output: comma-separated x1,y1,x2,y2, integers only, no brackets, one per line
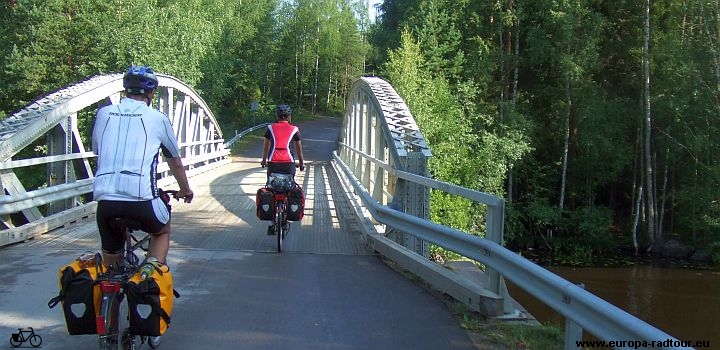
0,117,479,349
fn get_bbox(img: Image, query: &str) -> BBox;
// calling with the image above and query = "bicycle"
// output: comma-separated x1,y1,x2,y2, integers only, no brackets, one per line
266,173,297,252
97,189,182,350
9,327,42,348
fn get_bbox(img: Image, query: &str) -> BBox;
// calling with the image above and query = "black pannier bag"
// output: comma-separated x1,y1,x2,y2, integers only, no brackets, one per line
256,187,275,220
286,185,305,221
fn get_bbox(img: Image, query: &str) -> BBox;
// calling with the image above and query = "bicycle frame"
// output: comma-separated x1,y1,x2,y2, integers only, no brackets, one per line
13,328,34,341
14,329,32,341
274,192,288,252
97,220,151,350
267,173,294,253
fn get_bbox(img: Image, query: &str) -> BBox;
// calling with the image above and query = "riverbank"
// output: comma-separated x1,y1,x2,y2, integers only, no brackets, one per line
515,246,718,271
508,263,720,348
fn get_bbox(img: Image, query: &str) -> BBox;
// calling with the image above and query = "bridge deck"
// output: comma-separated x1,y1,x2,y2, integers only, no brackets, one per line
0,117,478,349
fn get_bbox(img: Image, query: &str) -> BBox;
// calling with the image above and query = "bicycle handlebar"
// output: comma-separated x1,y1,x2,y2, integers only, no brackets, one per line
160,189,193,203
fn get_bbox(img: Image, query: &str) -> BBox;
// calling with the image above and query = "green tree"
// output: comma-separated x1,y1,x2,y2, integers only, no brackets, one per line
385,30,529,235
272,0,368,114
410,0,464,82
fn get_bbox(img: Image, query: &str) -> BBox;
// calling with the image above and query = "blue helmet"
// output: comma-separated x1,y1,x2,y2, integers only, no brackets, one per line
123,65,159,94
276,104,292,118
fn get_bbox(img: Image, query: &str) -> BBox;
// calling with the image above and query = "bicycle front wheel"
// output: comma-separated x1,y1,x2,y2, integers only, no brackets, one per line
29,334,42,347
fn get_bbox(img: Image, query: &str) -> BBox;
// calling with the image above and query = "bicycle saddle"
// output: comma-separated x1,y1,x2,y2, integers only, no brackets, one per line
109,217,142,233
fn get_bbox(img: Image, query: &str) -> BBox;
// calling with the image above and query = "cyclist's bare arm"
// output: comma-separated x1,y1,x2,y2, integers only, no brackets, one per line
260,138,271,167
166,157,193,203
294,139,305,171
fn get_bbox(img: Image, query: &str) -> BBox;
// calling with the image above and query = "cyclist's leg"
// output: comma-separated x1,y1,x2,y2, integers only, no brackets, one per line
101,251,123,270
97,201,126,269
130,199,172,344
142,197,172,263
147,223,170,263
101,199,170,264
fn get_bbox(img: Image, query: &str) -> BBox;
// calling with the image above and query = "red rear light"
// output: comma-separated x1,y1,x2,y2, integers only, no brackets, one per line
275,194,286,201
99,281,121,293
96,315,106,335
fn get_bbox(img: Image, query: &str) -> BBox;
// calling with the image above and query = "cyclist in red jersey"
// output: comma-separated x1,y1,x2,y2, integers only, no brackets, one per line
260,104,305,235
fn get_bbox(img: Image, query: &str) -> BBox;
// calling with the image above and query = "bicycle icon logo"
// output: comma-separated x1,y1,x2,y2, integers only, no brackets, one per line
9,327,42,348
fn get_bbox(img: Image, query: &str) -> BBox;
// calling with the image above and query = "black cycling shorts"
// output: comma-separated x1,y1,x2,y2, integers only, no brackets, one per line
96,198,171,254
266,162,296,178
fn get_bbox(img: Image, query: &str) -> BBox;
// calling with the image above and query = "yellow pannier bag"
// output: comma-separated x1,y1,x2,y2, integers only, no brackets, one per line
126,263,178,336
48,252,103,335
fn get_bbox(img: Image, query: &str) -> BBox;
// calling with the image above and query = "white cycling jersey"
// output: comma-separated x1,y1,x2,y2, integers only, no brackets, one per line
92,98,181,201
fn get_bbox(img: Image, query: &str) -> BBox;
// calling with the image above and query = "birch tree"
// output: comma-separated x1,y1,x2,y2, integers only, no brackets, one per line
642,0,659,251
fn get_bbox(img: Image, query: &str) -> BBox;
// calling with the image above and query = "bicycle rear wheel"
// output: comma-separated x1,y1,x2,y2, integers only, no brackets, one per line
276,203,284,253
9,335,21,347
118,300,134,350
98,293,118,350
98,291,130,350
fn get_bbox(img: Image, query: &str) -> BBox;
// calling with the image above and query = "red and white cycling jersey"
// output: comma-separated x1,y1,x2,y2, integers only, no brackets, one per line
265,121,300,163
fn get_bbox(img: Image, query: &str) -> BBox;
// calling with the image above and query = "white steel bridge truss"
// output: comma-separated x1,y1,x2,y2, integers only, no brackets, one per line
0,73,227,246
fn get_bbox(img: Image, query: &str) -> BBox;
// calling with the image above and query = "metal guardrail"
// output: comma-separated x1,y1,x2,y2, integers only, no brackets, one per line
224,123,270,148
336,142,511,310
332,147,692,350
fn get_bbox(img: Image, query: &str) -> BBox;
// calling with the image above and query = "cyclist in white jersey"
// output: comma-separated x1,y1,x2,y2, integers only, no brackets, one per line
92,65,193,272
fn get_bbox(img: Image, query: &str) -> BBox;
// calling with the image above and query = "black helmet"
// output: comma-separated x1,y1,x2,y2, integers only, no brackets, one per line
123,65,158,95
276,104,292,119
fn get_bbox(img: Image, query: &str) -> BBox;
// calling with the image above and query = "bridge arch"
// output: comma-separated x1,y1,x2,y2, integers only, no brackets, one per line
0,73,227,246
339,76,432,256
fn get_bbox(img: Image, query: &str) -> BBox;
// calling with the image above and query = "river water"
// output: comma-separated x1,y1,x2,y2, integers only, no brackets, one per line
507,264,720,347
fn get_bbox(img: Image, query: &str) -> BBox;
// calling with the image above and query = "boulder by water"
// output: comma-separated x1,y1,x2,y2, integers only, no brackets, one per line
660,239,695,259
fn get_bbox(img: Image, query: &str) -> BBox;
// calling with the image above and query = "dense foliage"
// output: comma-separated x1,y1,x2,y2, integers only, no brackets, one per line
371,0,720,264
0,0,369,130
2,0,719,264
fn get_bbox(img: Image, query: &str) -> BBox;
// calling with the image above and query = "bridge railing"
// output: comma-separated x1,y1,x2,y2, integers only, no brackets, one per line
332,148,691,350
